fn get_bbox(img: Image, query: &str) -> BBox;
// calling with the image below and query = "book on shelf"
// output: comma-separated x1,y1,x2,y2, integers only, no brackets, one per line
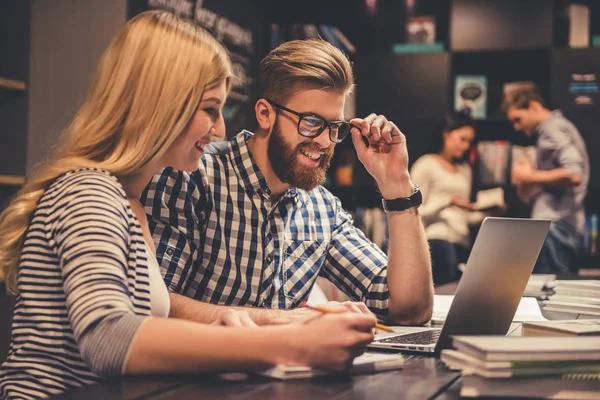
330,26,356,54
391,42,443,53
522,320,600,337
450,336,600,362
442,349,600,378
460,373,600,399
567,4,590,48
257,352,404,380
406,15,436,44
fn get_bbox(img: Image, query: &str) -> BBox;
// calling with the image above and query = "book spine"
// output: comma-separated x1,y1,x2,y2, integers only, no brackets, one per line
331,26,356,53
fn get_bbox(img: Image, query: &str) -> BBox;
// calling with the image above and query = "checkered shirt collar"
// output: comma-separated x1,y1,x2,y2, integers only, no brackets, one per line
231,130,299,200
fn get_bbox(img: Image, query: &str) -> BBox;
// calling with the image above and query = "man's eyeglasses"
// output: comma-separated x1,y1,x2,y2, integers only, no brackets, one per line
265,98,357,144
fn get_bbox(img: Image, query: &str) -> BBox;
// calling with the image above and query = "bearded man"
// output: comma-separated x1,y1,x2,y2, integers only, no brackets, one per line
142,39,433,326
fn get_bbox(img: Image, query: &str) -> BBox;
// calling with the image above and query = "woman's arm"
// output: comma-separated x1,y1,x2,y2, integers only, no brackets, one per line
125,312,376,374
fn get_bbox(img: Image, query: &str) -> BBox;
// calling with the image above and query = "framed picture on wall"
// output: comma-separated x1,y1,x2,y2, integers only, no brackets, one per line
455,75,487,119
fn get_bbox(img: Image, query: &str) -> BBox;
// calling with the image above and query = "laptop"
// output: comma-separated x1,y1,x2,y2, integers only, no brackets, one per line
368,217,550,355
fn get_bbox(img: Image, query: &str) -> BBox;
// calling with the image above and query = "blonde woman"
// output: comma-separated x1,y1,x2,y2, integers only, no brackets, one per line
0,11,375,400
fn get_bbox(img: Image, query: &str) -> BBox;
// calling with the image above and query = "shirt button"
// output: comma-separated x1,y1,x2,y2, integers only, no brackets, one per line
265,254,273,264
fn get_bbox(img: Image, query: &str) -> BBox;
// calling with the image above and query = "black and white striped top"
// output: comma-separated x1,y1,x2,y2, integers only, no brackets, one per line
0,169,153,400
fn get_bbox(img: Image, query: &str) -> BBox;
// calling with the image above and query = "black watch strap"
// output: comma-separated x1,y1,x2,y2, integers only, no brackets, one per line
381,185,422,212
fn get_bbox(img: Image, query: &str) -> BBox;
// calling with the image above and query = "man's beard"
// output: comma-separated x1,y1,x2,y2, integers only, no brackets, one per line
267,120,334,191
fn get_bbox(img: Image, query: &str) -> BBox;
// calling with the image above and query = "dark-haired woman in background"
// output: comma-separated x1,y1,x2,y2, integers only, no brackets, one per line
410,112,484,285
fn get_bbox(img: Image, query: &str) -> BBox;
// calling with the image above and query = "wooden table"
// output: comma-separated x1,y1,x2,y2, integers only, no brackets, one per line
53,357,459,400
46,278,597,400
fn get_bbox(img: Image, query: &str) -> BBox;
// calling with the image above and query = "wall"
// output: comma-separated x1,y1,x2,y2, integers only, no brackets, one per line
27,0,127,170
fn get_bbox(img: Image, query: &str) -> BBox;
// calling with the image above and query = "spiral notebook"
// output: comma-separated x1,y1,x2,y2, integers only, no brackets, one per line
258,352,404,380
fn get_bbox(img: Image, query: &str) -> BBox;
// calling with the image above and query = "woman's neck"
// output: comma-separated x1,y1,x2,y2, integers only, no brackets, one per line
437,150,454,163
118,166,157,200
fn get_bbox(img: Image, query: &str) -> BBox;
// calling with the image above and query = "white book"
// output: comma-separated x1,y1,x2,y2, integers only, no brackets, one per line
441,349,600,378
522,320,600,337
555,280,600,290
451,336,600,362
432,295,547,323
474,187,504,210
552,288,600,299
525,274,557,291
568,4,590,48
257,352,404,380
549,295,600,306
461,374,600,399
543,301,600,316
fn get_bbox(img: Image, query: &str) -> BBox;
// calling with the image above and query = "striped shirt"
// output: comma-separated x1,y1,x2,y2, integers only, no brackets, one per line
142,131,391,318
0,169,152,400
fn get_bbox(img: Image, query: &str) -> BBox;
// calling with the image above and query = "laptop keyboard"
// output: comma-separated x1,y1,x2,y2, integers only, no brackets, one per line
377,330,441,345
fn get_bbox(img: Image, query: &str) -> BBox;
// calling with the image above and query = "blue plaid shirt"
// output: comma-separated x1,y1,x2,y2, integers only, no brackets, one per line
142,131,390,317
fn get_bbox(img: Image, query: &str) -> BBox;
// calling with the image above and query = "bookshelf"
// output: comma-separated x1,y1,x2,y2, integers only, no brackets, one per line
267,0,600,269
0,175,25,186
0,1,30,213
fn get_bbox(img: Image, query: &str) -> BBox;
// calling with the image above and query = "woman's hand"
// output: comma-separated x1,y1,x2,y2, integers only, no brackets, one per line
451,195,476,211
287,312,377,371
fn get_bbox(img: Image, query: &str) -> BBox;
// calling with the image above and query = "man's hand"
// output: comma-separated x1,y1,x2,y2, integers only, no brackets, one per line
512,159,535,185
350,114,413,199
269,301,376,325
211,309,259,327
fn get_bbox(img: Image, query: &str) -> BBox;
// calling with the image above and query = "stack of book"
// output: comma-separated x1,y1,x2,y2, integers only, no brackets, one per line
522,319,600,337
523,274,556,299
544,280,600,316
442,336,600,399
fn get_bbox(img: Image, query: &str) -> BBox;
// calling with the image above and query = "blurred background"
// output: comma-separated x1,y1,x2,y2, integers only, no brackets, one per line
0,0,598,266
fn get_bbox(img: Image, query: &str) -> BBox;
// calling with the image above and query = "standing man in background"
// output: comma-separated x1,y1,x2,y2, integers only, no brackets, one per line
503,82,589,274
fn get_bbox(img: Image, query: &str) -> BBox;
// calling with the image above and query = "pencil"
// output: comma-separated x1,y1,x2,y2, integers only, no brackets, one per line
300,301,394,332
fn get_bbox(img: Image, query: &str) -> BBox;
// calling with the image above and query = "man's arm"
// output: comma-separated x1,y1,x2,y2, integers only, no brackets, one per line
168,292,314,325
513,129,586,189
338,114,434,325
321,199,432,326
384,199,434,325
513,166,582,189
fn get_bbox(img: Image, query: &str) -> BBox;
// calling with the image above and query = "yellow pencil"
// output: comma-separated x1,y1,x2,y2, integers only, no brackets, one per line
300,301,394,332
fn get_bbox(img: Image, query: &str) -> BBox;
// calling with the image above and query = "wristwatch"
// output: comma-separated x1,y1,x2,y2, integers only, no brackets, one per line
381,185,422,212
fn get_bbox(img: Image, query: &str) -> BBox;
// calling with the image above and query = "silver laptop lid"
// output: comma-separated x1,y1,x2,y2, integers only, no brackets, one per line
434,217,550,353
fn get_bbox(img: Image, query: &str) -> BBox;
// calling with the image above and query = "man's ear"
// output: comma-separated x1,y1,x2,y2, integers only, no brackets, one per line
529,100,543,112
255,98,275,132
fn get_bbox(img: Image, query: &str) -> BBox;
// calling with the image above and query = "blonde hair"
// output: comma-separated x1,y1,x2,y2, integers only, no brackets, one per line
0,10,231,294
258,39,354,104
501,81,546,113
